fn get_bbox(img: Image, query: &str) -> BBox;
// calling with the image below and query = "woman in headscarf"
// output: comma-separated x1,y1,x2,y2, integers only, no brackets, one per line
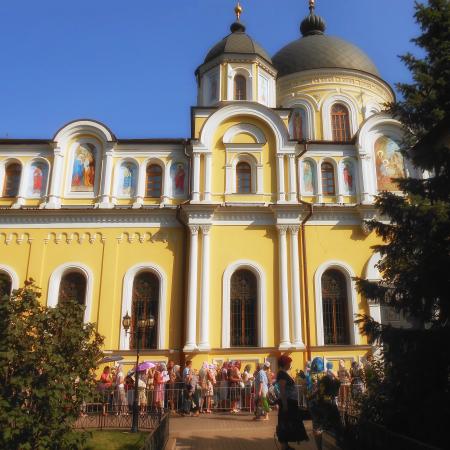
114,364,128,415
154,363,166,412
276,354,309,449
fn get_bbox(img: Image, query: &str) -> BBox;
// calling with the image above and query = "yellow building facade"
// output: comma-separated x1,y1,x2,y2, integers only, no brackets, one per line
0,4,416,371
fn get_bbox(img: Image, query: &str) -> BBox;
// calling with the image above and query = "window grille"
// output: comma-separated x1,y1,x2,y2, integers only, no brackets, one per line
234,75,247,101
146,164,162,198
322,269,350,345
230,269,257,347
58,271,87,305
236,162,252,193
131,272,159,350
321,162,336,195
331,104,351,141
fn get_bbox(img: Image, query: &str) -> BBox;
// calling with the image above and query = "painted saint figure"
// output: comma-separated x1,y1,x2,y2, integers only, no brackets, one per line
121,163,136,197
302,160,315,195
291,108,307,141
71,144,96,192
171,162,186,196
342,160,354,194
375,136,405,191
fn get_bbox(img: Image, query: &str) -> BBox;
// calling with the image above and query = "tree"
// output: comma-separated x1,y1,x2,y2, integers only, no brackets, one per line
0,279,104,450
354,1,450,447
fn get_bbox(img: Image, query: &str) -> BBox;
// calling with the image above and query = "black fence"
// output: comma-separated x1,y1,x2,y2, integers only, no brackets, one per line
142,412,169,450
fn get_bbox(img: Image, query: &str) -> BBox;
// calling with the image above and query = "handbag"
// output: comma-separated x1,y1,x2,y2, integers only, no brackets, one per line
267,382,281,405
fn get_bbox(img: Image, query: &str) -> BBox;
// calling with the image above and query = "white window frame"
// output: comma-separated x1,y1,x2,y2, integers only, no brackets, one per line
23,157,51,199
299,157,317,196
322,95,359,141
0,264,20,292
222,260,267,348
112,158,140,201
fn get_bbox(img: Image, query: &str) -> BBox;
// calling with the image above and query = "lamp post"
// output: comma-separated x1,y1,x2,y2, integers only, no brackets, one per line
122,311,155,433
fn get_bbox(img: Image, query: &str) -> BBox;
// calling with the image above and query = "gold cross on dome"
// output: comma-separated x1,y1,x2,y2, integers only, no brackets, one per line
309,0,316,13
235,1,243,21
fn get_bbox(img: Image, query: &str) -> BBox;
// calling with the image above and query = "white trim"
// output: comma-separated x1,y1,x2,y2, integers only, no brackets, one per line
54,120,115,146
318,157,339,200
286,100,315,140
222,260,267,348
223,123,267,144
0,264,19,291
142,157,166,200
365,252,382,281
231,153,259,194
112,157,139,201
23,157,51,200
299,157,317,196
322,94,359,140
119,263,167,351
227,65,253,101
339,157,358,197
47,262,94,323
0,158,23,201
314,260,360,346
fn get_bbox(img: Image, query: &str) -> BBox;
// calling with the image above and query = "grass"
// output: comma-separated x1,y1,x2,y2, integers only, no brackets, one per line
82,430,148,450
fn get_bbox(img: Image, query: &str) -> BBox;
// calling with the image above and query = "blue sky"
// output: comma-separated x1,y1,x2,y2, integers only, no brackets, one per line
0,0,419,139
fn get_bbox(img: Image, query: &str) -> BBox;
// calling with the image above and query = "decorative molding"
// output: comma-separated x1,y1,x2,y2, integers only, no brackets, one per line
0,264,20,290
0,232,31,245
223,123,267,144
44,232,105,245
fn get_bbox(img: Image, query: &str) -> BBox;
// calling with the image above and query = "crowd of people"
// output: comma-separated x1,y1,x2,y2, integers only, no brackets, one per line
96,357,366,418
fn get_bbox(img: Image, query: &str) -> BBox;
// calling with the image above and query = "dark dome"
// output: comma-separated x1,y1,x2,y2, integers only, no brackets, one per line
204,22,272,65
273,7,379,78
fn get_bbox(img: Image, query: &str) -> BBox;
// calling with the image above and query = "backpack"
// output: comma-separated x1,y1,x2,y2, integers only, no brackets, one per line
267,382,281,405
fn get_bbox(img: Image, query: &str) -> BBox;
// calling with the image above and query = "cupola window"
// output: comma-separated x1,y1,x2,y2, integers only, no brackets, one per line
234,75,247,101
146,164,163,198
2,163,21,198
321,162,336,195
236,162,252,193
331,104,351,141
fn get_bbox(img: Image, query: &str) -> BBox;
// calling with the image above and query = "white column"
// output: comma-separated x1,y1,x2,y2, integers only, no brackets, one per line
256,164,263,194
99,150,114,208
288,154,297,202
192,153,201,202
133,162,146,208
198,225,211,350
276,154,286,202
289,226,305,349
12,164,27,208
46,147,64,209
336,162,344,203
359,154,373,204
277,225,291,349
316,161,323,203
162,163,170,205
204,153,212,202
184,225,199,351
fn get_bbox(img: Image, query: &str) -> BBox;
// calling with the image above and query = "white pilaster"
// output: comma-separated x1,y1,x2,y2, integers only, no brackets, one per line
289,226,305,349
225,164,232,194
12,165,27,208
46,147,63,209
162,163,170,205
192,153,201,202
316,161,323,203
204,153,212,202
99,150,114,208
256,164,263,194
184,225,199,351
277,154,286,202
336,162,344,203
359,155,373,204
133,162,146,208
198,225,211,350
288,154,297,202
277,225,291,349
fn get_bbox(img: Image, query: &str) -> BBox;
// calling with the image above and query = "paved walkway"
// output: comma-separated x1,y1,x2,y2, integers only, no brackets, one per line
167,412,338,450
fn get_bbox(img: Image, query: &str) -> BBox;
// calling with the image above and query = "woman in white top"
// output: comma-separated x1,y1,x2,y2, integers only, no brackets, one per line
115,364,128,415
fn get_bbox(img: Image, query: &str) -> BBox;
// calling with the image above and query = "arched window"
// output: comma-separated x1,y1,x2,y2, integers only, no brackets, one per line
131,272,159,350
321,162,336,195
0,272,12,298
234,75,247,101
230,269,257,347
146,164,162,198
3,163,21,198
331,104,351,141
290,108,307,141
321,269,349,345
58,271,87,305
236,162,252,194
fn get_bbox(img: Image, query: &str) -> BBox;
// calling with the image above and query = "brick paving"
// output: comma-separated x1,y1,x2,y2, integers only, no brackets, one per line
167,412,338,450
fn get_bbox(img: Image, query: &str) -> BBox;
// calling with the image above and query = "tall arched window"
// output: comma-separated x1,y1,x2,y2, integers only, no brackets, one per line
236,162,252,194
230,269,257,347
58,271,87,305
0,272,12,298
321,162,336,195
131,272,159,350
146,164,162,198
234,75,247,101
321,269,349,345
331,104,351,141
3,163,21,197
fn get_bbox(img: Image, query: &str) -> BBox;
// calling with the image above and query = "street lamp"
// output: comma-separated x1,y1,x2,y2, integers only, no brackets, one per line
122,310,155,433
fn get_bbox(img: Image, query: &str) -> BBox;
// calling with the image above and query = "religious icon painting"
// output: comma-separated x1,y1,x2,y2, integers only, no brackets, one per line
28,162,48,197
119,162,137,197
342,160,355,195
290,108,307,141
170,162,187,196
302,160,315,195
375,136,405,191
71,143,96,192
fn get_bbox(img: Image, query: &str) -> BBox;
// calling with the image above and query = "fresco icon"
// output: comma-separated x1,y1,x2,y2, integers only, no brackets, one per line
71,144,96,192
375,136,405,191
170,162,187,196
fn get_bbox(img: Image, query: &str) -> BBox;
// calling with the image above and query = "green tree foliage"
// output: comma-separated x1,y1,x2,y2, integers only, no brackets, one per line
0,279,104,449
354,1,450,447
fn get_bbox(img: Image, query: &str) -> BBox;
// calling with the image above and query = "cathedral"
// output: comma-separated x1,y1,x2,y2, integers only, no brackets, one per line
0,1,415,371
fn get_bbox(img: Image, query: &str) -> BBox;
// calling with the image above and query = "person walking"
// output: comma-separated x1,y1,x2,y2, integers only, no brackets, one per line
114,364,128,415
276,355,309,450
254,361,270,420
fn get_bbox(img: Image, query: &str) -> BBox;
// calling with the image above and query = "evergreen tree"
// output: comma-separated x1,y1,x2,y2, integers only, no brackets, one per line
354,1,450,447
0,280,104,449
